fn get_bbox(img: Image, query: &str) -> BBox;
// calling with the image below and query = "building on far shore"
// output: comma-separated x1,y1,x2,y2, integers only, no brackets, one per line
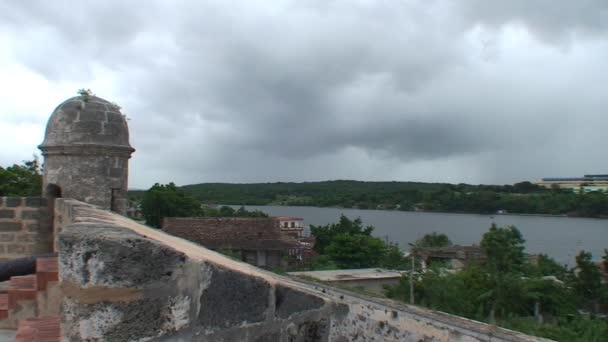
536,174,608,193
289,268,405,295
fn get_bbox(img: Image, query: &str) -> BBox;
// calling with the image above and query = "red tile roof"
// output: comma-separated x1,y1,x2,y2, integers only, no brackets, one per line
163,217,299,250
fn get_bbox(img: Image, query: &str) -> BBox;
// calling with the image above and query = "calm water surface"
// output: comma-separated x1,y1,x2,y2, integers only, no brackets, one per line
238,205,608,266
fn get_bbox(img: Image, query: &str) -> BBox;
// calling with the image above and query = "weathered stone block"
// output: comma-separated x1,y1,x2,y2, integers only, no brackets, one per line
25,197,47,208
198,264,271,329
253,332,281,342
5,198,21,207
109,167,124,178
0,209,14,219
0,222,21,232
30,239,53,254
275,285,325,319
72,121,102,134
106,112,125,123
62,295,190,341
291,319,329,341
21,210,40,220
26,221,51,234
82,101,107,112
104,122,128,141
59,225,186,287
7,244,26,254
79,109,106,122
57,100,82,114
0,234,15,242
16,234,35,243
26,223,40,232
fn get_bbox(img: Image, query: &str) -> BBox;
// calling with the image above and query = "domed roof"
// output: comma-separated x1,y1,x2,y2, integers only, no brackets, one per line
40,95,133,150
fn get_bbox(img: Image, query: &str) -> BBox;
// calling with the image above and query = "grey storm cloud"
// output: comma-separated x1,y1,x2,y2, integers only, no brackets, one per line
1,1,607,187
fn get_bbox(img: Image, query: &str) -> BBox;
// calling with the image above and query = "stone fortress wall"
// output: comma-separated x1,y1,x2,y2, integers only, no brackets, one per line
56,198,550,342
0,197,52,260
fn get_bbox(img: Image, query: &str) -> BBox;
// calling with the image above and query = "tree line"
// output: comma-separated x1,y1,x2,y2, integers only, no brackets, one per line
157,180,608,218
0,159,42,197
139,183,268,228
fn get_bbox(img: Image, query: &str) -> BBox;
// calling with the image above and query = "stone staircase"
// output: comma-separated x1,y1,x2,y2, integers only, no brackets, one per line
0,257,60,341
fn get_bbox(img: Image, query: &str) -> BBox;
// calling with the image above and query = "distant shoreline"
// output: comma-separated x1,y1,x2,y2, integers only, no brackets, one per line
226,204,608,220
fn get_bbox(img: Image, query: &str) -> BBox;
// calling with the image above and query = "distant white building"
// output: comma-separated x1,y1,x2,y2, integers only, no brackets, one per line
276,216,309,238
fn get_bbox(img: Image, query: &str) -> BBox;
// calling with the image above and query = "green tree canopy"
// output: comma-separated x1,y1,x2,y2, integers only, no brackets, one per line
308,215,408,270
141,183,202,228
325,234,387,269
0,158,42,197
415,232,452,248
572,251,602,312
310,215,373,254
481,224,526,274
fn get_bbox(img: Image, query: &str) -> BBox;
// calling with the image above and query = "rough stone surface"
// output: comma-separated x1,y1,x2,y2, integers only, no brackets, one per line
253,332,282,342
7,244,26,254
62,297,188,341
39,95,134,215
275,284,325,319
198,263,271,329
20,210,39,220
0,197,53,258
25,197,47,207
0,234,14,242
293,319,329,342
0,222,21,232
5,198,20,207
59,225,186,287
0,210,14,219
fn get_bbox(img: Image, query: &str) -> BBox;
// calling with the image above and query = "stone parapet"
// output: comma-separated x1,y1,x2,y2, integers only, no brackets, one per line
0,197,52,260
56,199,552,342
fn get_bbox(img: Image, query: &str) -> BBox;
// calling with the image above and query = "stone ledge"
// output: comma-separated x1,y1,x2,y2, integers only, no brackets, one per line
59,225,187,288
56,199,551,342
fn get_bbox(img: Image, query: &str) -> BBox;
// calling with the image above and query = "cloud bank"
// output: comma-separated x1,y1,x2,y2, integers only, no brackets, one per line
1,1,607,188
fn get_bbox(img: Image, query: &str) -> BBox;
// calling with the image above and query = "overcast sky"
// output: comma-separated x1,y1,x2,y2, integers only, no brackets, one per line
1,1,607,189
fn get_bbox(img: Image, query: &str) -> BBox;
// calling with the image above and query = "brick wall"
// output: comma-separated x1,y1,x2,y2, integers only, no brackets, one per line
0,197,52,260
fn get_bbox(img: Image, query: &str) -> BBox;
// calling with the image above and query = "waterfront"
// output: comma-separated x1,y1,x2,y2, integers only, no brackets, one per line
238,205,607,266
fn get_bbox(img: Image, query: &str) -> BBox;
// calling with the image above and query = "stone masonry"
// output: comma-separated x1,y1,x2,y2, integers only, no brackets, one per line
56,199,551,342
0,197,52,260
39,95,135,216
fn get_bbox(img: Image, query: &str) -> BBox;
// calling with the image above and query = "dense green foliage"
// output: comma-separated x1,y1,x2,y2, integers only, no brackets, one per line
141,183,203,227
155,180,608,217
308,215,407,270
0,158,42,197
500,317,608,342
140,183,267,228
572,251,604,312
385,225,608,342
414,232,452,248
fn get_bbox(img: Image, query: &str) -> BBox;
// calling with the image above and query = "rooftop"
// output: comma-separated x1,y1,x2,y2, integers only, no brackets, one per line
162,217,299,250
275,216,304,221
